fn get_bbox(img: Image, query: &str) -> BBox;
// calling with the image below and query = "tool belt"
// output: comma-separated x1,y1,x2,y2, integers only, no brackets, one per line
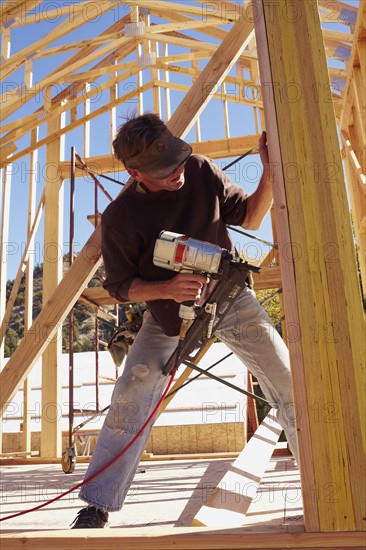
107,303,146,367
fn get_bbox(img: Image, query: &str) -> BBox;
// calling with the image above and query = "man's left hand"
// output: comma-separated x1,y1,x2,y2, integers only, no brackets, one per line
259,131,269,164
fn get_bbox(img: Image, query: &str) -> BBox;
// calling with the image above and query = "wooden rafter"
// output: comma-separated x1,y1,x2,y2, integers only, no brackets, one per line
0,10,257,415
1,2,119,80
0,0,357,169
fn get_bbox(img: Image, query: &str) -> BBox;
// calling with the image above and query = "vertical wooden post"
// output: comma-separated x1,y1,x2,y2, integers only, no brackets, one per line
41,97,65,458
254,0,365,532
342,134,366,297
83,83,90,159
0,164,12,453
339,6,366,297
110,60,118,148
0,165,12,367
191,56,201,141
163,43,171,121
1,27,10,60
130,6,144,115
222,82,230,138
151,38,161,116
22,128,38,453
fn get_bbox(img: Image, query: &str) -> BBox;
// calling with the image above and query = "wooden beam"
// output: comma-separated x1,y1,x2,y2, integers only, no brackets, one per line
0,225,103,416
0,164,12,453
153,7,228,44
22,128,38,454
192,409,281,527
0,165,12,367
342,133,366,297
154,79,261,109
78,265,282,308
252,266,281,290
58,135,262,178
0,8,255,415
40,110,65,458
0,1,118,80
1,33,133,120
254,0,365,532
0,0,28,21
1,11,136,123
322,29,353,43
0,61,141,158
1,528,365,550
168,16,254,138
126,0,237,22
318,0,358,20
0,80,153,169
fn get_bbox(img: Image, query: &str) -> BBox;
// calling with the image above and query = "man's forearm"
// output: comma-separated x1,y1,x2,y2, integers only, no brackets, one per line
242,163,273,230
127,272,209,303
127,277,172,302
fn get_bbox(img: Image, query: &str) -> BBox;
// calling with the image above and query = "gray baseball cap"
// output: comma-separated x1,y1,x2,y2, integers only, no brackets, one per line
125,128,192,179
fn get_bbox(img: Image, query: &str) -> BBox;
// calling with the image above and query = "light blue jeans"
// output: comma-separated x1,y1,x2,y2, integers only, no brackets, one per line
79,286,298,511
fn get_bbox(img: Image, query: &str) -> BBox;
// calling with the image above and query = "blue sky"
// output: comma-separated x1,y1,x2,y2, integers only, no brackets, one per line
1,0,358,280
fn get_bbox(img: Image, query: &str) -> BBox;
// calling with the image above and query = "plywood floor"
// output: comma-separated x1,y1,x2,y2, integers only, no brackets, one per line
0,452,303,533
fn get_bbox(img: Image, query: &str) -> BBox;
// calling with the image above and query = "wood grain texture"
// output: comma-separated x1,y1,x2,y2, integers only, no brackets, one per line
254,0,365,532
1,528,365,549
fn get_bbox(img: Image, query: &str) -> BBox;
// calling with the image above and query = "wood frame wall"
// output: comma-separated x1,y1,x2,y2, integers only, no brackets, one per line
0,0,365,542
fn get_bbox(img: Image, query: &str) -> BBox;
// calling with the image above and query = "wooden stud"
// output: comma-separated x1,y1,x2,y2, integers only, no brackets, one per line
109,60,118,148
1,27,11,59
254,0,365,531
342,133,366,297
40,108,65,458
163,43,171,120
83,83,91,159
22,128,39,454
0,164,12,453
222,82,230,139
190,55,201,141
0,165,12,368
352,67,366,158
152,41,161,116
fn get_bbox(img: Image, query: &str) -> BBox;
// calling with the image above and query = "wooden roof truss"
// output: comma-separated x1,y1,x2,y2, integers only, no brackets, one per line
0,1,365,547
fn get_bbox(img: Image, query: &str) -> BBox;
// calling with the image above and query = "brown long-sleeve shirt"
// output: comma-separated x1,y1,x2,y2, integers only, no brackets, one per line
101,154,248,335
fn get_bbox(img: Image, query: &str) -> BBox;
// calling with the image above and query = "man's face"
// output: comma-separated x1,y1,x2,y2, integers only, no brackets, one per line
127,161,187,193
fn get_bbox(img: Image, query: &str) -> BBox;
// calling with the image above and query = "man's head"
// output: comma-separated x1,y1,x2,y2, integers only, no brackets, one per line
113,114,192,192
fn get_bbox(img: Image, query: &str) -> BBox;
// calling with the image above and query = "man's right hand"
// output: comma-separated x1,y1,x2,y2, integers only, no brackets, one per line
127,274,209,303
166,273,209,303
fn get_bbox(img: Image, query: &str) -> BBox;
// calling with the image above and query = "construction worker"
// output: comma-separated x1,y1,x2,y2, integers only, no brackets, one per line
71,113,298,528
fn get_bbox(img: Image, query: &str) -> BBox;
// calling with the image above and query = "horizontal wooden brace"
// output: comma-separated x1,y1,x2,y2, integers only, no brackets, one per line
79,266,281,308
1,528,365,549
58,135,262,178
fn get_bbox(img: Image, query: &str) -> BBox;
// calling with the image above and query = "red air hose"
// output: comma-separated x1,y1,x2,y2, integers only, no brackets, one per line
0,369,177,522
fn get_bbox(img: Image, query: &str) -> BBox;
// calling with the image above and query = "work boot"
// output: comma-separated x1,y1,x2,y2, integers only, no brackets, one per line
70,505,109,528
